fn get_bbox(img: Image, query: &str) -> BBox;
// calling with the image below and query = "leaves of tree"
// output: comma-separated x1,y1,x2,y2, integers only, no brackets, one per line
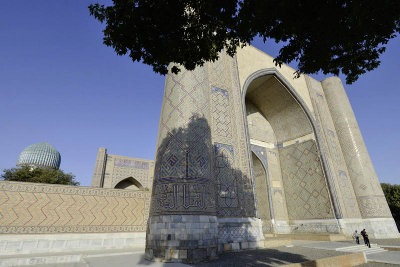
1,166,80,186
89,0,400,84
381,183,400,231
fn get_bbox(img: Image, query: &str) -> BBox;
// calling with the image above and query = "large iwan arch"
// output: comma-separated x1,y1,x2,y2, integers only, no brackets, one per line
243,70,337,235
146,47,398,263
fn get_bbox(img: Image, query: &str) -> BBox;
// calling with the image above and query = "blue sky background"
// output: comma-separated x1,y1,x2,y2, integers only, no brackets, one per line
1,1,399,186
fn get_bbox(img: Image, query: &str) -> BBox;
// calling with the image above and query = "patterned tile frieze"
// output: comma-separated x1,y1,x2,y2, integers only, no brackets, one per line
214,143,239,213
230,54,257,218
209,53,232,91
357,195,392,218
280,140,334,220
211,87,232,138
114,158,149,169
208,52,257,218
0,181,150,234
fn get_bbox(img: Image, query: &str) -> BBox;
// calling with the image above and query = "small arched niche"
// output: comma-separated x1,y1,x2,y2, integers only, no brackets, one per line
114,177,144,190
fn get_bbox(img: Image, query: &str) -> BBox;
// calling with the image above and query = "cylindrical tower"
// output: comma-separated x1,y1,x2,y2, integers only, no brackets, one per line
145,64,218,263
322,78,394,226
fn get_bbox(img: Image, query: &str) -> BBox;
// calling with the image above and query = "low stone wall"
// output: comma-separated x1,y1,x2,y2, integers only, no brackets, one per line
0,232,146,256
0,181,150,234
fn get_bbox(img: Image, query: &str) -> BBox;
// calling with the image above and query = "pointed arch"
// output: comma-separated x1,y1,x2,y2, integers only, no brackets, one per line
114,177,144,190
241,68,341,221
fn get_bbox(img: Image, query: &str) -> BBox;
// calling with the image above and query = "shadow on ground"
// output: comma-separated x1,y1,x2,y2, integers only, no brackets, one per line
194,248,309,267
131,248,310,266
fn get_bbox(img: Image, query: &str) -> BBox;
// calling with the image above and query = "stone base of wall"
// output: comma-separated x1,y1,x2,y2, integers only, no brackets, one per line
217,217,264,252
145,215,218,263
270,219,342,235
274,220,291,234
288,219,341,234
0,232,145,256
339,218,400,239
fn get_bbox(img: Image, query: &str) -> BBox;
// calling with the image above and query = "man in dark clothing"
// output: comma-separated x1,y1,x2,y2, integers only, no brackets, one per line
360,229,371,248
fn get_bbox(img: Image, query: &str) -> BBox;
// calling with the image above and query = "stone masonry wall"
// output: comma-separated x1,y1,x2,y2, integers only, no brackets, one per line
0,181,150,234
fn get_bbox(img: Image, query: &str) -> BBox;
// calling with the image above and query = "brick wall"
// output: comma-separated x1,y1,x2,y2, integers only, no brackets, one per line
0,181,150,234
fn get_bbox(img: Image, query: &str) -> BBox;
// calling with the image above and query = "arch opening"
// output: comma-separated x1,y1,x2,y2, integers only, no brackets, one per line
114,177,144,190
244,73,335,231
251,152,273,234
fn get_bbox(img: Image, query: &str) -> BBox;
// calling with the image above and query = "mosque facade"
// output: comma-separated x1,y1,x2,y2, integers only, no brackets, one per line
90,47,398,263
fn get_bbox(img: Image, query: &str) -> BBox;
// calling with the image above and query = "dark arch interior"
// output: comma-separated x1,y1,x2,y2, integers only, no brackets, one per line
114,177,144,190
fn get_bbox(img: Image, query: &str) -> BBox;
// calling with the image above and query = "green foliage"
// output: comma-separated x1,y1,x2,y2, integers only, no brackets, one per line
381,183,400,230
89,0,400,84
1,165,80,186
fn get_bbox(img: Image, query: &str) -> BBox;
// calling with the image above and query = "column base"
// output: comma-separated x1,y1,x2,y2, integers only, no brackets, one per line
145,215,218,263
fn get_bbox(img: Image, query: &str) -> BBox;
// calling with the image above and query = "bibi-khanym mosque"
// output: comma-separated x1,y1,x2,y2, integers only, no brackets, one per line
1,46,398,264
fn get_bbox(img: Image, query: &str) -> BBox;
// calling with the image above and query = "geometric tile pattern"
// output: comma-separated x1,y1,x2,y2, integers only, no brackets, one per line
319,77,393,219
358,195,392,218
208,53,256,218
0,181,150,234
306,76,361,219
114,158,149,169
151,64,215,216
211,87,232,138
280,140,334,220
214,143,238,211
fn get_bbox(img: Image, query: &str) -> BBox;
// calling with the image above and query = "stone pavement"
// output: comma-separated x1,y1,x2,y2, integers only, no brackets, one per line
2,241,400,266
0,245,355,267
22,246,347,267
297,240,400,265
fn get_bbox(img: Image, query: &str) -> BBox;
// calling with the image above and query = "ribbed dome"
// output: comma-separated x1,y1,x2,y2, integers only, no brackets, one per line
17,142,61,169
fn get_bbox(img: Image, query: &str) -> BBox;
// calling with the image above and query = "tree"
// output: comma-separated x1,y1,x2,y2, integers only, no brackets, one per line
381,183,400,230
1,165,80,186
89,0,400,84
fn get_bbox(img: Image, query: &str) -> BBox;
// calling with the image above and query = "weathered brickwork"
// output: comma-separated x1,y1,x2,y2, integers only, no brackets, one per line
0,181,150,234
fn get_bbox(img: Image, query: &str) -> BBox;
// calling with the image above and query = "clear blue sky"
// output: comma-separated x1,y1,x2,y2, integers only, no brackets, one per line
1,1,399,186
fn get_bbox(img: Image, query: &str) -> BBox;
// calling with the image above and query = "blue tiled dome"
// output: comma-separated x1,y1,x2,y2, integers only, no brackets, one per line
17,142,61,169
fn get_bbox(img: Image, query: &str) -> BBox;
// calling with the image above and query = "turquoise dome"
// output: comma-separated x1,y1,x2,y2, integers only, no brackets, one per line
17,142,61,169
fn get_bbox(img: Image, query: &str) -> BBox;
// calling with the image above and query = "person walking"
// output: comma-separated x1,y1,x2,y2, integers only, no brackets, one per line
353,230,360,244
360,229,371,248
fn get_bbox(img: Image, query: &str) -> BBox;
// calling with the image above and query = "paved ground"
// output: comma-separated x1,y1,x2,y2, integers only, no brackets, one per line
9,239,400,266
30,246,350,267
195,246,347,266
